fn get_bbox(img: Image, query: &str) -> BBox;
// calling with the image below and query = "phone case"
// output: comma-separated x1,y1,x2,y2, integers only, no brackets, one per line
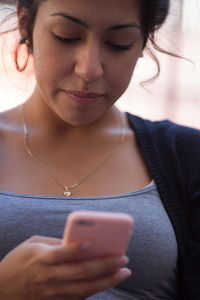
62,210,134,259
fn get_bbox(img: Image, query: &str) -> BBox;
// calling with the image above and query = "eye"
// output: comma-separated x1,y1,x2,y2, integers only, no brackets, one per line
51,32,134,51
106,41,134,51
51,32,80,44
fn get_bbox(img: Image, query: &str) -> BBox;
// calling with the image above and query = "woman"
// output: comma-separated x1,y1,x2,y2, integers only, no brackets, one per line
0,0,199,299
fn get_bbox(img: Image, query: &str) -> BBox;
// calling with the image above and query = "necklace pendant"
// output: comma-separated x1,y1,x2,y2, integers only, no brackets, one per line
64,188,71,197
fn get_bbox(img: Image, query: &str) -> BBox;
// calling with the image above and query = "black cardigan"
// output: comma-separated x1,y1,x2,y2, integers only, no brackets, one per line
127,113,200,300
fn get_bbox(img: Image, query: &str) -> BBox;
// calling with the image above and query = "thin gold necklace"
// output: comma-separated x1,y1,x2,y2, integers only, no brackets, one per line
21,104,125,196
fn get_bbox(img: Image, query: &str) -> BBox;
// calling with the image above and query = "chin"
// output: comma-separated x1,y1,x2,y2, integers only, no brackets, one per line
59,112,98,127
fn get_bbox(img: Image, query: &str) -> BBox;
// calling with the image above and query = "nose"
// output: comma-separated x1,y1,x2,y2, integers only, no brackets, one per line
74,41,104,83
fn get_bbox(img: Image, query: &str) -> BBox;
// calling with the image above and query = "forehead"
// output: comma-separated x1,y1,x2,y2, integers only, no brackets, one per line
37,0,141,27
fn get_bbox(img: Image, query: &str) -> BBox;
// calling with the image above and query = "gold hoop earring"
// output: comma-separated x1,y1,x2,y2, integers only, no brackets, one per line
15,38,31,72
20,38,33,53
24,39,32,51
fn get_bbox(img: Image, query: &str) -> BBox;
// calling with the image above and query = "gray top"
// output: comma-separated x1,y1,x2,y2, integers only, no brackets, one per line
0,183,178,299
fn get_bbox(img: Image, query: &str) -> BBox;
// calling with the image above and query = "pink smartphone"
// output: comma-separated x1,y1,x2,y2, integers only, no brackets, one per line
62,210,134,259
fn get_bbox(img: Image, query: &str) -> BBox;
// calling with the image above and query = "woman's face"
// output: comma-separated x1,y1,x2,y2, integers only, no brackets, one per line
31,0,143,126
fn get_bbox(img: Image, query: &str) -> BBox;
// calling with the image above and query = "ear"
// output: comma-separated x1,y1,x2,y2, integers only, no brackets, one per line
16,0,29,39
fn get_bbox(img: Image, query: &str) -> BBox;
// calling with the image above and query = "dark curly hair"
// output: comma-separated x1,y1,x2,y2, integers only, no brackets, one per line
17,0,170,50
0,0,177,81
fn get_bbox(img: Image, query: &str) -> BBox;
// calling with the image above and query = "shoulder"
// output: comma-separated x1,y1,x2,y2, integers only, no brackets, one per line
127,112,200,152
0,107,22,151
127,113,200,189
0,107,21,133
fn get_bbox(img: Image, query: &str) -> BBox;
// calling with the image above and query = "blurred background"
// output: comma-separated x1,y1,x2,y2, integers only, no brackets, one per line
0,0,200,128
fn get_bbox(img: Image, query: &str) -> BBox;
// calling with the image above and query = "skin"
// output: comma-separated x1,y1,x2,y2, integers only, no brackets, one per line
0,236,131,299
0,0,152,298
30,0,143,127
0,0,151,196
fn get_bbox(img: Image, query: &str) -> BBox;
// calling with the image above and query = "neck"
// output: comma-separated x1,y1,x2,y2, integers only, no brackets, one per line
23,89,123,143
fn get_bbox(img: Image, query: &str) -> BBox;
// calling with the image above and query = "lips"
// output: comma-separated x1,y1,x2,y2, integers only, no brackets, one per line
64,90,104,105
66,90,104,97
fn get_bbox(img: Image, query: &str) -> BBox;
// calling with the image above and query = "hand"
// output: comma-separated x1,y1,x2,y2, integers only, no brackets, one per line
0,235,131,300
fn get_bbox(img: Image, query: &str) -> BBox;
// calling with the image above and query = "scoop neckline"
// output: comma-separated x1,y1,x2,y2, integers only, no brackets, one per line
0,181,156,200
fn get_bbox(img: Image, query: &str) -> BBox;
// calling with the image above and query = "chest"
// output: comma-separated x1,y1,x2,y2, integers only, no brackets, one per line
0,133,152,196
0,186,178,299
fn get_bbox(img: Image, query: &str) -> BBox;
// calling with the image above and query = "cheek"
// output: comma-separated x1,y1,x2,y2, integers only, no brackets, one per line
33,48,72,98
107,55,139,97
33,32,70,84
33,46,61,79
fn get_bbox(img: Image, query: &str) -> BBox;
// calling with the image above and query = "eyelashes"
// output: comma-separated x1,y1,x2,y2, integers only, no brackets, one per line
105,41,133,51
51,32,134,51
52,33,80,44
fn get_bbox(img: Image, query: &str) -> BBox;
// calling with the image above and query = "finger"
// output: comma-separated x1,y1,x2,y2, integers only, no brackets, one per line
47,255,129,282
28,235,62,245
42,241,92,265
80,268,131,297
70,268,132,297
44,268,132,298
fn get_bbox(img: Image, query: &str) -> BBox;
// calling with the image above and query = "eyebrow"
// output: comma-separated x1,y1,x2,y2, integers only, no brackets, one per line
50,12,141,31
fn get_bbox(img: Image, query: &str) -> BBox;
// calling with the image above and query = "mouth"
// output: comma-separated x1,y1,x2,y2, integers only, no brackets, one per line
63,90,104,105
65,90,104,97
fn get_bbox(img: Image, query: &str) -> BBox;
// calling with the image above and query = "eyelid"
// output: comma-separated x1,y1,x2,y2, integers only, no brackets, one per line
51,32,135,50
106,41,135,50
51,32,80,42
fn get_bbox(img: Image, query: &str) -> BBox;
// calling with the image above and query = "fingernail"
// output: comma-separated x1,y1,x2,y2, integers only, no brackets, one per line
80,241,92,251
119,268,132,280
115,256,129,267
